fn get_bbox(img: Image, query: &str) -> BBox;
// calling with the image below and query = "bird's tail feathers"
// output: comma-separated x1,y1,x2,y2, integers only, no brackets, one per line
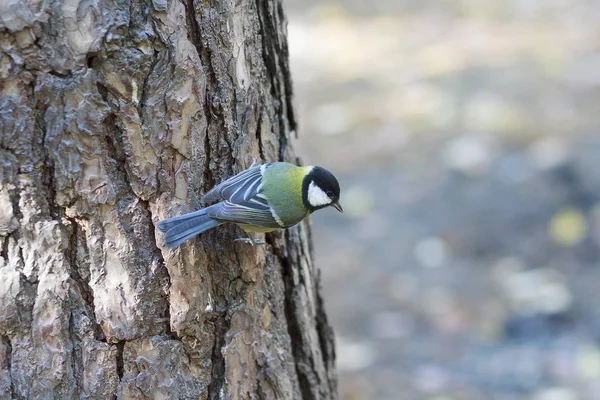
157,208,222,248
157,208,208,232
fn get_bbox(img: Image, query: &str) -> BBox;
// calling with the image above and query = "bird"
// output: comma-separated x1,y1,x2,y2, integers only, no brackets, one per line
157,162,343,248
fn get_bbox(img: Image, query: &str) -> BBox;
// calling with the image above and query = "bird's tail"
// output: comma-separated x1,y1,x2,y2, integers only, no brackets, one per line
157,208,222,248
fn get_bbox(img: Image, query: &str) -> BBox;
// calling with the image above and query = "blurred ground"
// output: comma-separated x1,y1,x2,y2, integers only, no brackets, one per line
285,1,600,399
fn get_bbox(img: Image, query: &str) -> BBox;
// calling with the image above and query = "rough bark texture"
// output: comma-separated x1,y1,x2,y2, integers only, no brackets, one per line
0,0,337,398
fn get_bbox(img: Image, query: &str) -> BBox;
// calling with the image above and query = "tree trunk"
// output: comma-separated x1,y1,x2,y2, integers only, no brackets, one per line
0,0,337,398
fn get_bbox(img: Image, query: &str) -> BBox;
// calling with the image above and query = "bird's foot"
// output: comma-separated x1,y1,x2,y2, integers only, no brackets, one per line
234,237,265,246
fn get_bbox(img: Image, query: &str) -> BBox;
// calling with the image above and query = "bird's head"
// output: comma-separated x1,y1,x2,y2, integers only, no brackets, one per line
302,166,343,213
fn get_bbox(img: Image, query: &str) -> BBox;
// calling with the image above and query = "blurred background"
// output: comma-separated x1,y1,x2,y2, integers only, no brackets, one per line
285,1,600,399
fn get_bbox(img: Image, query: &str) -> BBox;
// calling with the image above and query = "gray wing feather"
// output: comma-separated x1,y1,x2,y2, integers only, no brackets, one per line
202,164,271,204
207,200,280,228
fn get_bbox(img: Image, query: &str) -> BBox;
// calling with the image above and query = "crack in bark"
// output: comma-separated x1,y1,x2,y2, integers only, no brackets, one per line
138,49,160,133
254,0,279,155
68,307,83,397
255,0,296,161
203,118,213,188
1,335,15,399
268,231,313,400
115,340,126,380
139,199,173,338
96,76,151,201
256,103,266,161
299,224,335,392
182,0,218,189
96,82,133,199
35,73,63,220
291,232,321,400
207,312,229,400
66,216,104,341
1,159,21,267
47,70,72,78
1,237,8,262
205,248,236,400
255,0,277,96
274,1,297,136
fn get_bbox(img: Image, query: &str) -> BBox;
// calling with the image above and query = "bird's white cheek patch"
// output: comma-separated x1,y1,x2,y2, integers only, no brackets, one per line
308,181,332,207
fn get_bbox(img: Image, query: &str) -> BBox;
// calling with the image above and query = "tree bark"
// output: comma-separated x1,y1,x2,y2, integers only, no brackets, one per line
0,0,337,398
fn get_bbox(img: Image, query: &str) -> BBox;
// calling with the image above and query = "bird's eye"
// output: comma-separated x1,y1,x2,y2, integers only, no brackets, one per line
326,191,333,197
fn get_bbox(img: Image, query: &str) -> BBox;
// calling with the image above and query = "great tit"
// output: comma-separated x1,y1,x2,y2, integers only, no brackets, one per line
157,162,343,248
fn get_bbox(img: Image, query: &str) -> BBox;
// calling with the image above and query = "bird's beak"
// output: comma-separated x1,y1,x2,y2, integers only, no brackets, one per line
332,202,343,213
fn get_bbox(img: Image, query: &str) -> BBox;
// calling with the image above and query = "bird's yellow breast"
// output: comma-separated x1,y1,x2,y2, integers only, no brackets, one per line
237,224,278,233
262,163,311,225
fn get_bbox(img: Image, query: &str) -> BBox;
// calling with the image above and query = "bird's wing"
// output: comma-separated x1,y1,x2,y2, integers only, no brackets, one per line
202,163,272,204
202,163,282,228
206,199,282,228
